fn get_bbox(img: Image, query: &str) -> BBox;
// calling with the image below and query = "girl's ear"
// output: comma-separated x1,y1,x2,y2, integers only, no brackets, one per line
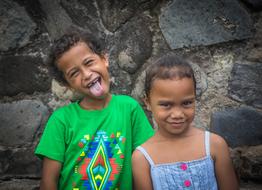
143,96,151,111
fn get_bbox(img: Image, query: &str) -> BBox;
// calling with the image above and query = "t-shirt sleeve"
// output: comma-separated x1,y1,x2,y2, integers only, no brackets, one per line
35,111,66,163
131,101,154,151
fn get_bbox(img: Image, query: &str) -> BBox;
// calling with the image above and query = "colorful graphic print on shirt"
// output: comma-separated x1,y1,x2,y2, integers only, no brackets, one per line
72,130,126,190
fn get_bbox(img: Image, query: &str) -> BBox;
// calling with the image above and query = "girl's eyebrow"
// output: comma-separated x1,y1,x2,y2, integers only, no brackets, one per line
182,96,195,100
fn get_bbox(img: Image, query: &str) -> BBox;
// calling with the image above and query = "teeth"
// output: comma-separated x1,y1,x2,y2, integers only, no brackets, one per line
87,78,99,88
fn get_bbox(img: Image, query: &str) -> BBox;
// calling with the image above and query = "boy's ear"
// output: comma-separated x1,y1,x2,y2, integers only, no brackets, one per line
103,53,109,67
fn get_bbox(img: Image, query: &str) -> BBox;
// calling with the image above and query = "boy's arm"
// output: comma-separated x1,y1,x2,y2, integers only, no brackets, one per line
40,157,62,190
132,150,153,190
131,101,154,150
211,133,239,190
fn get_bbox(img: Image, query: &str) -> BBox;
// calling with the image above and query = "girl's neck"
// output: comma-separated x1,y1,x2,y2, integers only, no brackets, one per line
154,125,200,142
80,94,112,110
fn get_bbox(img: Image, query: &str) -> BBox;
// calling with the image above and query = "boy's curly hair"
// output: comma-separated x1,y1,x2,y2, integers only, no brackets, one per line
47,30,106,85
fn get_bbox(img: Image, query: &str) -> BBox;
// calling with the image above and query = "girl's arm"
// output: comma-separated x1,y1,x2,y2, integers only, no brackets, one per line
40,157,62,190
211,133,239,190
132,149,153,190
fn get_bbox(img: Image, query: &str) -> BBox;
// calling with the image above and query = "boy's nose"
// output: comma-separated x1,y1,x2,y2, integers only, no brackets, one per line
82,69,92,80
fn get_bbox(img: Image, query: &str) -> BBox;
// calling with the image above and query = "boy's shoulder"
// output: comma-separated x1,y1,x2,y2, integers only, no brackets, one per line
113,94,139,105
51,102,78,116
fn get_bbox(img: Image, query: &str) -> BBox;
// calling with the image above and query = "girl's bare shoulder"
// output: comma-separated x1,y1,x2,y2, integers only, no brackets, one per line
209,132,228,147
209,132,230,159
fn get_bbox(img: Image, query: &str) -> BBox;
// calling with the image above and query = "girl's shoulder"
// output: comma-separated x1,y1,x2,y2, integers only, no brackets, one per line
209,132,230,159
209,132,228,147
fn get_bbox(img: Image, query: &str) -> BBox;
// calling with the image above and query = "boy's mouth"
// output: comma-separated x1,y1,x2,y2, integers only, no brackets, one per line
87,77,101,88
87,77,104,97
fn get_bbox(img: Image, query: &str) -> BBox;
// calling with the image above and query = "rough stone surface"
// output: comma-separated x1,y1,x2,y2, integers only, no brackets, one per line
0,55,51,96
118,51,138,74
228,63,262,109
112,15,153,74
210,107,262,148
61,0,105,40
0,179,39,190
241,0,262,11
0,100,49,147
96,0,137,32
0,147,42,178
231,145,262,181
240,181,262,190
241,145,262,181
108,15,152,94
159,0,253,49
39,0,74,40
0,0,36,51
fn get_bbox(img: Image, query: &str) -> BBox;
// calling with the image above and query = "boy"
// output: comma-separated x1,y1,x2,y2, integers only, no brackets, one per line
35,31,154,190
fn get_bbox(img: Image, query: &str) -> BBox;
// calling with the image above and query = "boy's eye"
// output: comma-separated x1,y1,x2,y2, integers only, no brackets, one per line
84,59,93,66
69,70,79,78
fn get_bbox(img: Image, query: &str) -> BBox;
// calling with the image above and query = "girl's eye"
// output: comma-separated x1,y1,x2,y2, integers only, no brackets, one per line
183,100,194,107
159,103,171,108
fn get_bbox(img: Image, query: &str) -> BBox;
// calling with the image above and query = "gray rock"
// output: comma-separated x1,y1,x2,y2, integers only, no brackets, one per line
96,0,158,32
61,0,105,40
159,0,253,49
0,0,36,51
0,55,51,96
228,63,262,109
241,0,262,11
111,15,153,74
0,179,39,190
96,0,137,32
210,107,262,148
0,100,49,147
0,147,42,178
118,51,138,74
241,145,262,181
39,0,74,40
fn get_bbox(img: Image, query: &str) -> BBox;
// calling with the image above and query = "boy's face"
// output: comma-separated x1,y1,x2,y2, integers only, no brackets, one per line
145,77,195,138
56,42,110,100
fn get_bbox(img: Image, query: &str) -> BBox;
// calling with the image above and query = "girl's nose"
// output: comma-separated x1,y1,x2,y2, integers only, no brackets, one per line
170,107,184,119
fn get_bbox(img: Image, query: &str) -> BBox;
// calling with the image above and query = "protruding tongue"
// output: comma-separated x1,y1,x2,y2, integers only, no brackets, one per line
89,80,104,97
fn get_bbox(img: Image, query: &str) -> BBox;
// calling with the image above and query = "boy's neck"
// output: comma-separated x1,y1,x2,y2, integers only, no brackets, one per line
80,94,112,110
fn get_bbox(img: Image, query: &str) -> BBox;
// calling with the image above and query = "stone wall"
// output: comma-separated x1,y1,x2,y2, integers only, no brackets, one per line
0,0,261,189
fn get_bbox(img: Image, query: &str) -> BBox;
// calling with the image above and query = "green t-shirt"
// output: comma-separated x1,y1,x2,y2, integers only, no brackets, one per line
35,95,154,190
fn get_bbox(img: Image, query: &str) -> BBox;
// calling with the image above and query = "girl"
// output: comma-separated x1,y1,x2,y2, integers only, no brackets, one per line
132,54,238,190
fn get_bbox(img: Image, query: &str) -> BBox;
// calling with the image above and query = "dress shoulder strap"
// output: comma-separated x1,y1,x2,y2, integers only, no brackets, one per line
136,146,155,166
205,131,211,156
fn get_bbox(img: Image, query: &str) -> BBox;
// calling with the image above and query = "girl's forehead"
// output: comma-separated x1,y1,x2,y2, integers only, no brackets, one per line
150,78,195,95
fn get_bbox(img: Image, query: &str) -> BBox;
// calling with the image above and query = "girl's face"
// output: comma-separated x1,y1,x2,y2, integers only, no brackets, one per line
145,77,196,138
56,42,110,100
